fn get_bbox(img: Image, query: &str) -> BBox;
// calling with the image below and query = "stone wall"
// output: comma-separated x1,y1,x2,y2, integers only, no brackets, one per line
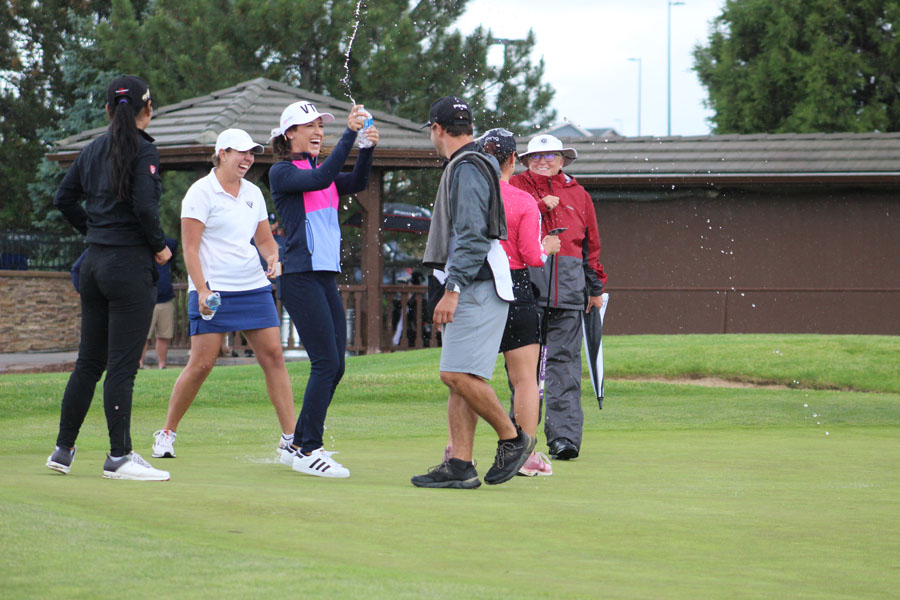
0,270,81,352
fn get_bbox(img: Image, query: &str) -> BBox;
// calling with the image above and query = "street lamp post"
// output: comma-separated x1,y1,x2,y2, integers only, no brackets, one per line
628,57,642,136
667,0,685,136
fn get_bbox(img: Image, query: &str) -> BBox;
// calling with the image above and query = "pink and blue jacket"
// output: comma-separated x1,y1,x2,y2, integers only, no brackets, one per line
269,128,373,274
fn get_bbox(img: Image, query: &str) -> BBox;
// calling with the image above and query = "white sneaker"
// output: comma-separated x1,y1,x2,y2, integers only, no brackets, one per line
277,434,293,460
280,445,297,467
102,452,170,481
152,429,176,458
292,448,350,478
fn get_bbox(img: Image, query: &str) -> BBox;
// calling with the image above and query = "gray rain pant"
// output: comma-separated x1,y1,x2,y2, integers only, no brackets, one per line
542,308,585,449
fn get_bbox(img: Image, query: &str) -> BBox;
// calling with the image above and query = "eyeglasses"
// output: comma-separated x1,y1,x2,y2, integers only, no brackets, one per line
527,152,561,162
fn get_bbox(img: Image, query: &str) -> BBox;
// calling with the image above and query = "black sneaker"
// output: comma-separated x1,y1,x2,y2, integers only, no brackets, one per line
548,437,579,460
484,428,536,485
411,458,481,489
46,446,76,474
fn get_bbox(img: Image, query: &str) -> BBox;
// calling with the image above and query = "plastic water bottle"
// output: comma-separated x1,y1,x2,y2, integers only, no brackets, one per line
356,109,374,149
202,292,221,321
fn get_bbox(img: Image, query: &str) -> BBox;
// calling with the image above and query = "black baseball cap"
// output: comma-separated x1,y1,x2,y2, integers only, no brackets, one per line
422,95,473,128
476,128,517,158
106,75,151,108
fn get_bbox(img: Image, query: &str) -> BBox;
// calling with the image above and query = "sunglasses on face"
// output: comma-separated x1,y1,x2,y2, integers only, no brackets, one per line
528,152,561,162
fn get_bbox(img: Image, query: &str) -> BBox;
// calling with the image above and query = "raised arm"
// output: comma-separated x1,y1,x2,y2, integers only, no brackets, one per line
269,128,358,194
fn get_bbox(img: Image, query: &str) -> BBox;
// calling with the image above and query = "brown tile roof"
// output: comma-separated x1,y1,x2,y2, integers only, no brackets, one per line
552,132,900,185
49,77,437,168
48,77,900,184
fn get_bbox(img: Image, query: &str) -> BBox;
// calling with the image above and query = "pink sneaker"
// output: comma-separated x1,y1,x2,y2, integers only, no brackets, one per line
518,451,553,477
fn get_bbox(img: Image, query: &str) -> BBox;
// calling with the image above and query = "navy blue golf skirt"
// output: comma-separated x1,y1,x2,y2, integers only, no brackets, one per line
188,285,279,336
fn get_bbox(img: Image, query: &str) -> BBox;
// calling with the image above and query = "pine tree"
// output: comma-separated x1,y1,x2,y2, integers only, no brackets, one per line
5,0,556,232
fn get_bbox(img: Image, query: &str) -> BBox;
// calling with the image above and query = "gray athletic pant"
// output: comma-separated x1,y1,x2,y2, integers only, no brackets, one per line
541,308,585,449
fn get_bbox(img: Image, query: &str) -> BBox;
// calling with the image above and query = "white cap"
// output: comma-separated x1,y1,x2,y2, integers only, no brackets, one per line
270,101,336,140
519,134,578,167
215,129,264,154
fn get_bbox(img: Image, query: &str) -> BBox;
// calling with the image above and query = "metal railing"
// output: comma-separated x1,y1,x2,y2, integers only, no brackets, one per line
0,231,86,272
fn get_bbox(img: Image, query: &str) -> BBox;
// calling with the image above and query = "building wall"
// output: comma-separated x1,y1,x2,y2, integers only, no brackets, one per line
0,271,81,351
594,186,900,334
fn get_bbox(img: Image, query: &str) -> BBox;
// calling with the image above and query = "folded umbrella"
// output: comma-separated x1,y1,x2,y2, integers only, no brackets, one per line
582,292,609,409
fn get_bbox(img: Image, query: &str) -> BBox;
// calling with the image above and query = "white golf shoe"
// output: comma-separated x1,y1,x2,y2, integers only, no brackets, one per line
102,452,170,481
46,446,76,474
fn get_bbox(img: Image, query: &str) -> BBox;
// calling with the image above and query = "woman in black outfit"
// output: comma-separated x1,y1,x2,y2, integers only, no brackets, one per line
46,75,172,481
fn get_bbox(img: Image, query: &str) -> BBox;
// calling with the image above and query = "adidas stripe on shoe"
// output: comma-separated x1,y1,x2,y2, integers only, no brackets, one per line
280,445,297,467
278,434,294,460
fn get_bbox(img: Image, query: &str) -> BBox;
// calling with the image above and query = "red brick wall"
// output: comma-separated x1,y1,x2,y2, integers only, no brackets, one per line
0,271,81,352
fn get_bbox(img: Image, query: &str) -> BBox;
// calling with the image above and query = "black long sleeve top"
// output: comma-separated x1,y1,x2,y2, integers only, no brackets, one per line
54,129,166,252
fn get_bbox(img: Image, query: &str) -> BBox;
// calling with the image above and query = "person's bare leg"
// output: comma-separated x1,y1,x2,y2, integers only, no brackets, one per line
441,371,517,441
447,391,478,461
163,333,223,431
244,327,296,433
504,344,540,437
156,337,170,369
139,338,150,369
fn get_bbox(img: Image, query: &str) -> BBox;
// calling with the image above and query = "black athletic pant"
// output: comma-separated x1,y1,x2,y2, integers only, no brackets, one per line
56,244,157,456
280,271,346,454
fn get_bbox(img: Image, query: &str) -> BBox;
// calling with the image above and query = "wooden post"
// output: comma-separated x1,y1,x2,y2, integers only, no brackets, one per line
357,168,384,354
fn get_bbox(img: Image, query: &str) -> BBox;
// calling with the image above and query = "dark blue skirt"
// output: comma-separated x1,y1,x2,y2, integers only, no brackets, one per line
188,285,279,335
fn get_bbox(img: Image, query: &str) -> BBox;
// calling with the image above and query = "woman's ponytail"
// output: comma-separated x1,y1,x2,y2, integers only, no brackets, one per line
105,75,151,204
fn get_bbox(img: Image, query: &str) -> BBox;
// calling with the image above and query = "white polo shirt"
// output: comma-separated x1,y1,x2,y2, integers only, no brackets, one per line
181,169,270,292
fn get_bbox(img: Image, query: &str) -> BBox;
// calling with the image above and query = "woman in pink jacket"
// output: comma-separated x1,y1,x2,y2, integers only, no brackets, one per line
478,128,560,476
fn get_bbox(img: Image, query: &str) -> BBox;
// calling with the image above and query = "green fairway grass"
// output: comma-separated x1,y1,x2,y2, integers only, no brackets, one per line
1,335,898,599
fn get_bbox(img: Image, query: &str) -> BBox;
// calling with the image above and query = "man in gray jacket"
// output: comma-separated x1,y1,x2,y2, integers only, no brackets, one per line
412,96,534,489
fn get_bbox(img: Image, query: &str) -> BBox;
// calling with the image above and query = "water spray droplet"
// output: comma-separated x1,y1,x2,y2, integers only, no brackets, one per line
340,0,368,104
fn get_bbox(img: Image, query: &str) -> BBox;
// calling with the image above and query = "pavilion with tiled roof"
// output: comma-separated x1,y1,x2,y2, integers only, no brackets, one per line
46,79,900,340
49,77,438,170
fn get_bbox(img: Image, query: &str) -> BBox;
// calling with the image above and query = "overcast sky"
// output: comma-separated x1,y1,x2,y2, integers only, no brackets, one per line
454,0,727,137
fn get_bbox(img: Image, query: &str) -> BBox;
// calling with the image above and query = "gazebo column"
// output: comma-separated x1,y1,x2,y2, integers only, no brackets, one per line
357,168,384,354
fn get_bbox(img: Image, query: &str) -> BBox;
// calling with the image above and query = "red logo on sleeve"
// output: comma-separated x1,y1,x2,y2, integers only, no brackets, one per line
149,164,157,174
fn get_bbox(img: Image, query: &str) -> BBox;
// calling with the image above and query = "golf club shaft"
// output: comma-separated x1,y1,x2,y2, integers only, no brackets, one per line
538,255,559,400
537,227,565,401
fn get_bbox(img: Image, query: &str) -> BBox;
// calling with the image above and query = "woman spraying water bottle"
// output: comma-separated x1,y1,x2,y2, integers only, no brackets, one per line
269,100,378,478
